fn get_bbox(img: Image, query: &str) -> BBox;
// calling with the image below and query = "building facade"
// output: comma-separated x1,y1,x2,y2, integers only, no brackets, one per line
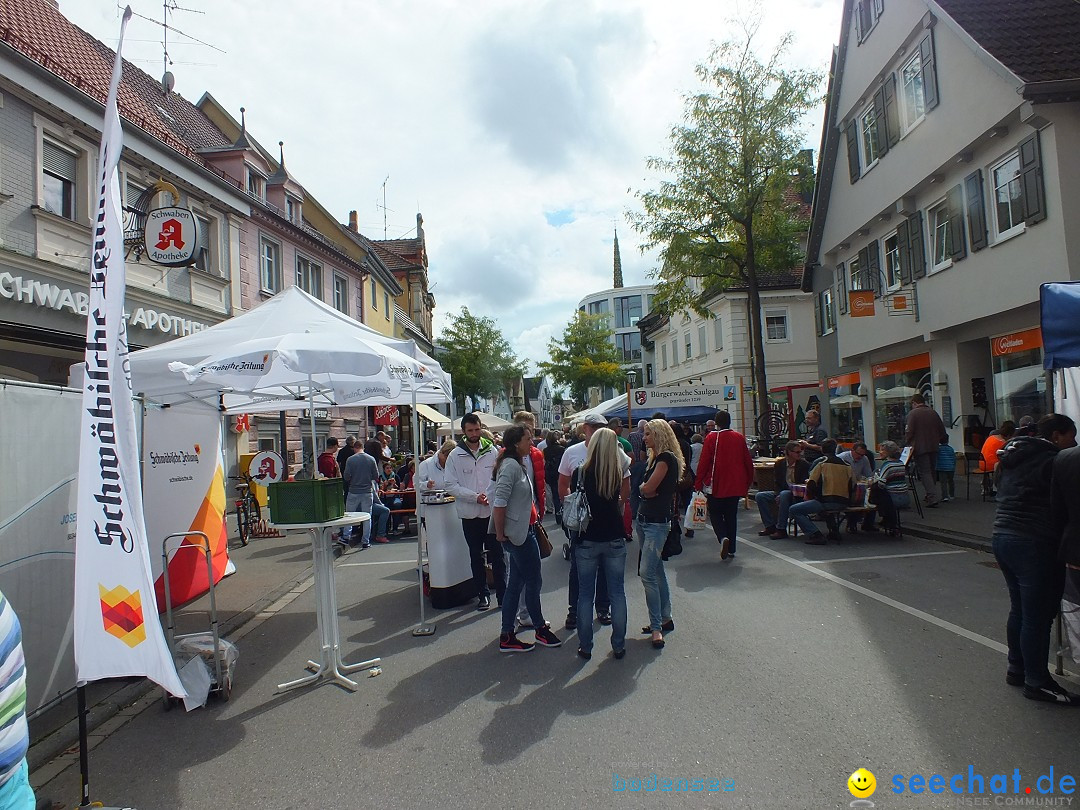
576,282,655,401
804,0,1080,450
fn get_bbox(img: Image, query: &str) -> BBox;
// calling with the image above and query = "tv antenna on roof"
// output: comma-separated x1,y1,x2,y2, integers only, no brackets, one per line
376,176,390,239
122,1,223,95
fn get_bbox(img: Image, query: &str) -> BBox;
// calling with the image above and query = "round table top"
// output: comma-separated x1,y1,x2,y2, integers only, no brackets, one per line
270,511,370,530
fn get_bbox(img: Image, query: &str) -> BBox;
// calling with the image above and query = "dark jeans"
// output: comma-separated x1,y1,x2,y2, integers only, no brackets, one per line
568,539,611,616
575,537,627,654
992,533,1066,688
914,452,939,504
706,495,742,553
868,484,897,529
461,517,506,603
501,528,545,635
546,471,561,516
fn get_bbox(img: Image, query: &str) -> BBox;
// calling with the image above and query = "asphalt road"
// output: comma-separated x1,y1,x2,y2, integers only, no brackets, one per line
32,517,1080,810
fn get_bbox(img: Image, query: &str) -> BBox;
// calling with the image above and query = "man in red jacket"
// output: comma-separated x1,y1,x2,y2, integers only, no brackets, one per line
694,410,754,561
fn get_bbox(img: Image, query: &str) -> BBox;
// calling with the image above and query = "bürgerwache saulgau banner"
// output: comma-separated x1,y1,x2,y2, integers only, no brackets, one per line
73,7,185,698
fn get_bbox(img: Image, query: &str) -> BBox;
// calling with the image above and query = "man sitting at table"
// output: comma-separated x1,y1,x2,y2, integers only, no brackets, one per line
788,439,855,545
755,441,809,539
838,441,877,533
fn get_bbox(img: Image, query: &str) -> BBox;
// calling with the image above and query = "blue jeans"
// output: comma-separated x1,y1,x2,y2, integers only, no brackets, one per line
502,527,544,635
993,534,1066,688
568,544,611,617
346,491,389,543
575,537,627,654
755,489,794,530
636,518,671,632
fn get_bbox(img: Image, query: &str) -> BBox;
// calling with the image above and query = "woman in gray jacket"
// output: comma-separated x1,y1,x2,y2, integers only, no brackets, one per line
492,425,562,653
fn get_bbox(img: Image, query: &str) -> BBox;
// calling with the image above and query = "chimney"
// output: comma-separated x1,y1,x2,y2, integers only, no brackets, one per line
348,210,358,233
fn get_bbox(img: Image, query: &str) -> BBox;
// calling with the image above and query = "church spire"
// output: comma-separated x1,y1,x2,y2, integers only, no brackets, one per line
613,228,623,289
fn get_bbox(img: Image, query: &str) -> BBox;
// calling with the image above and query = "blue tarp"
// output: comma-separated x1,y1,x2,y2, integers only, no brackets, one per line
1040,282,1080,369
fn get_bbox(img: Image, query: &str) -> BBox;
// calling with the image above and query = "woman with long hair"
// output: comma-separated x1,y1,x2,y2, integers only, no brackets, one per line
573,428,631,660
636,419,683,648
491,425,562,653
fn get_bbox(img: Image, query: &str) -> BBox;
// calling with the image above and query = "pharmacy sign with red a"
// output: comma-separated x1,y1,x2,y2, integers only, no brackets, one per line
144,206,199,267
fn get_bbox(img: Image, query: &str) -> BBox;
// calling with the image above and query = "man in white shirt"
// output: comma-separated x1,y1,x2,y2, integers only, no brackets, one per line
443,414,503,610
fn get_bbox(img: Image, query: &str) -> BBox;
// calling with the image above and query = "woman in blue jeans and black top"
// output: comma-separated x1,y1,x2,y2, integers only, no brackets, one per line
492,425,563,653
573,428,631,660
636,418,682,649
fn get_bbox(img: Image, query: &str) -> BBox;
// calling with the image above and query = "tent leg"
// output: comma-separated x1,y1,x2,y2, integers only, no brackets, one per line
409,353,436,637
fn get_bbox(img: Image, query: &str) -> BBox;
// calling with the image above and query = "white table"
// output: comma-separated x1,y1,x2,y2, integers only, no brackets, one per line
271,512,378,692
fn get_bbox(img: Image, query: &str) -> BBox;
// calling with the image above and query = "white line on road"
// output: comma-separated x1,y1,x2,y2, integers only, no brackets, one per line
804,550,967,565
338,559,417,567
741,538,1008,655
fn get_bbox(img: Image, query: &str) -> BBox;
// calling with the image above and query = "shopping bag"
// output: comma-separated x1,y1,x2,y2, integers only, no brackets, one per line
683,491,708,530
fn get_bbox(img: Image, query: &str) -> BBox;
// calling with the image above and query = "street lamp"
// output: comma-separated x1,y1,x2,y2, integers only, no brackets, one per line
626,369,638,427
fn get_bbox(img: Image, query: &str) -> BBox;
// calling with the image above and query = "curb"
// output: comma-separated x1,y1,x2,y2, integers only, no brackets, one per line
903,524,992,553
27,568,313,775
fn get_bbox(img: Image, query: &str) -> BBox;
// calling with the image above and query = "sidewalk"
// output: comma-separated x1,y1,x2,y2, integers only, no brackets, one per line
898,488,996,552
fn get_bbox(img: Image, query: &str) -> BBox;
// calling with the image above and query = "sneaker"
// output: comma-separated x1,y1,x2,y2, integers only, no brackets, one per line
577,648,592,660
534,624,563,647
374,536,390,544
360,541,371,549
564,612,577,630
942,496,950,502
1023,680,1080,705
612,648,626,660
805,532,827,546
719,537,731,560
684,529,695,538
499,632,534,653
596,610,613,626
477,596,491,611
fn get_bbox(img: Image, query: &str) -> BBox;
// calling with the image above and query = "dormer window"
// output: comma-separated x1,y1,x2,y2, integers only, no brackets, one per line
247,168,265,200
286,196,300,224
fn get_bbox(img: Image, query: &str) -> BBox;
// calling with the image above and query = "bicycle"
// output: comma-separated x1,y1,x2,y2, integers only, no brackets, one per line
230,475,262,546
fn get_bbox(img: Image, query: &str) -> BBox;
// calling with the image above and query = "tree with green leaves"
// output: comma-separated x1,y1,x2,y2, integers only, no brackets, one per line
540,311,624,407
629,22,821,438
436,306,525,413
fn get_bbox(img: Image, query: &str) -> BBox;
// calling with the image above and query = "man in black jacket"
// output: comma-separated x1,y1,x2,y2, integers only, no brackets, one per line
993,413,1079,705
755,441,810,540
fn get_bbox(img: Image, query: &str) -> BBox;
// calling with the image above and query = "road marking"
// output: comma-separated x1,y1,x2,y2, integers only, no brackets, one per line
740,538,1008,654
804,550,967,565
339,559,417,567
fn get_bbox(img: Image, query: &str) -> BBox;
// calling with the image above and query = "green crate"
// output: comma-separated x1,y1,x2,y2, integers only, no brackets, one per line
268,478,344,524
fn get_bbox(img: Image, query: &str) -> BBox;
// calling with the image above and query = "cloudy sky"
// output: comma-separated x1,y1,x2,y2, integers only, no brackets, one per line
67,0,844,372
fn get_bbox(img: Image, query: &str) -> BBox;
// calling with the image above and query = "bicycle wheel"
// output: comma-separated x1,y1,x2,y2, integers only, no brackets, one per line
250,497,262,527
236,502,250,546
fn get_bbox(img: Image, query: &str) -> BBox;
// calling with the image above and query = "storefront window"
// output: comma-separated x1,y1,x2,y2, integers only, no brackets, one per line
872,354,932,445
991,328,1046,424
827,372,864,442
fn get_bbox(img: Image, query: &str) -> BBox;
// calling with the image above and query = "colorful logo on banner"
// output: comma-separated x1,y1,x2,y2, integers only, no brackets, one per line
99,584,146,648
373,404,400,425
849,290,875,317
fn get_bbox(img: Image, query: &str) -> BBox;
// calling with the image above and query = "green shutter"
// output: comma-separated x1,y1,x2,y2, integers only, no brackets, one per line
947,184,967,261
965,169,988,251
897,217,911,285
919,32,939,111
867,239,882,295
838,262,848,314
1019,132,1047,226
908,211,927,279
872,85,889,157
846,121,861,184
883,75,900,148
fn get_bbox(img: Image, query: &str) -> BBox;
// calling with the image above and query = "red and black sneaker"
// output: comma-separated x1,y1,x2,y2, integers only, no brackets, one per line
533,623,563,648
499,632,534,653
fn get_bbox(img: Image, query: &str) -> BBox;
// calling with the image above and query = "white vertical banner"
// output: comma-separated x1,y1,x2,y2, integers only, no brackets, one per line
73,7,185,697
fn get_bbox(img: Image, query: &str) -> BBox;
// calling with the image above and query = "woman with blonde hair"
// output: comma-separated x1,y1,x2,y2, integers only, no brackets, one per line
572,428,631,660
636,419,683,648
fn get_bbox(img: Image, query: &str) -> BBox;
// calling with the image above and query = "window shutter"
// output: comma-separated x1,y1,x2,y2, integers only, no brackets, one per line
872,86,890,157
846,121,861,183
867,240,882,296
897,216,911,285
965,169,988,251
873,0,884,14
857,246,871,290
856,1,872,42
946,183,967,261
814,293,822,336
838,262,848,314
1019,132,1047,226
908,211,927,279
854,1,863,41
43,141,77,180
919,32,939,111
883,75,900,148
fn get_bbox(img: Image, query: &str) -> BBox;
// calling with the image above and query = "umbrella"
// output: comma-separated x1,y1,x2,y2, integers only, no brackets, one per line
875,385,918,402
829,394,864,407
436,412,514,437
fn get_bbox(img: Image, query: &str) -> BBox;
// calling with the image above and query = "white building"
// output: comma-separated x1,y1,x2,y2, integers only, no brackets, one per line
577,283,655,400
804,0,1080,450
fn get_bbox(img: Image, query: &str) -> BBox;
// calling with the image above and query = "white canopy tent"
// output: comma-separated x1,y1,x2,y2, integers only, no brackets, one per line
567,393,627,427
436,412,514,437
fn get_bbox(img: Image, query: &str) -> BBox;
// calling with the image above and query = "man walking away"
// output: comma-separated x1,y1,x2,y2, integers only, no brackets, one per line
693,410,754,561
905,394,948,507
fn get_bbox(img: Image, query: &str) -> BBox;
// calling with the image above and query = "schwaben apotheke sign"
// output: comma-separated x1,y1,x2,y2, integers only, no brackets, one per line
0,270,209,336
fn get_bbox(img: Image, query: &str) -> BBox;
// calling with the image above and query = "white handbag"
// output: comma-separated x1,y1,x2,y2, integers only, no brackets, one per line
561,465,592,533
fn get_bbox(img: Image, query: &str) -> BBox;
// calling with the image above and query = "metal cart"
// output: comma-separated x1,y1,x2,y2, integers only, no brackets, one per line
161,531,234,707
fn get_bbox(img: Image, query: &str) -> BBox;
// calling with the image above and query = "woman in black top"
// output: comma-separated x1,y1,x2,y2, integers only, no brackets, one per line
573,428,631,660
636,419,682,648
542,430,566,524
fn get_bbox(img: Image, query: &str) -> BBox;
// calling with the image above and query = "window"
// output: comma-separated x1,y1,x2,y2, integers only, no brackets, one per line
671,339,678,365
333,274,348,314
899,52,926,132
714,318,724,351
42,140,77,220
858,105,880,169
371,278,377,309
698,325,707,356
661,344,668,370
848,253,865,291
817,289,836,336
765,308,789,342
614,295,642,329
286,196,300,224
616,333,641,362
991,151,1024,239
646,364,654,385
684,334,692,362
296,255,322,298
883,232,901,290
260,236,281,292
247,168,264,199
854,0,883,42
383,291,390,319
928,199,952,272
193,215,212,273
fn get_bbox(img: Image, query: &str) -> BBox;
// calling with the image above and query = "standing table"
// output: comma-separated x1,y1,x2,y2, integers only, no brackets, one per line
271,512,378,693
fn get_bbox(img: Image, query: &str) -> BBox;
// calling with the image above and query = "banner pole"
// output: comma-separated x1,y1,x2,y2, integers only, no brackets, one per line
410,345,435,636
77,683,91,807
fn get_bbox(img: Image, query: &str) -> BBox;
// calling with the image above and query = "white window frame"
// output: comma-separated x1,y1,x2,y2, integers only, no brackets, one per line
820,289,836,336
371,278,377,310
259,235,282,293
41,138,79,221
333,273,348,314
764,307,790,343
192,214,213,274
713,318,724,351
927,198,952,273
990,149,1025,242
684,333,692,362
661,343,668,370
296,254,323,298
246,167,265,200
697,324,707,357
384,291,391,320
898,50,926,135
883,231,901,291
857,103,880,172
671,338,678,365
848,253,865,292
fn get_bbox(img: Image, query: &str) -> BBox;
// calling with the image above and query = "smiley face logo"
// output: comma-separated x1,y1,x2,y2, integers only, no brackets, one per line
848,768,876,798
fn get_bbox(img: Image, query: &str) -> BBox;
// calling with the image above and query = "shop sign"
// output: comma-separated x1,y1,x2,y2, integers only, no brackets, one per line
143,207,199,267
827,372,861,388
631,386,726,410
372,405,399,426
991,327,1043,357
872,353,931,378
849,290,875,317
231,414,251,434
301,409,330,420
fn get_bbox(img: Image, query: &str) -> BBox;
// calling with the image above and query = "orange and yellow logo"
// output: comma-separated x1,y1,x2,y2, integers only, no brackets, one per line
99,584,146,648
